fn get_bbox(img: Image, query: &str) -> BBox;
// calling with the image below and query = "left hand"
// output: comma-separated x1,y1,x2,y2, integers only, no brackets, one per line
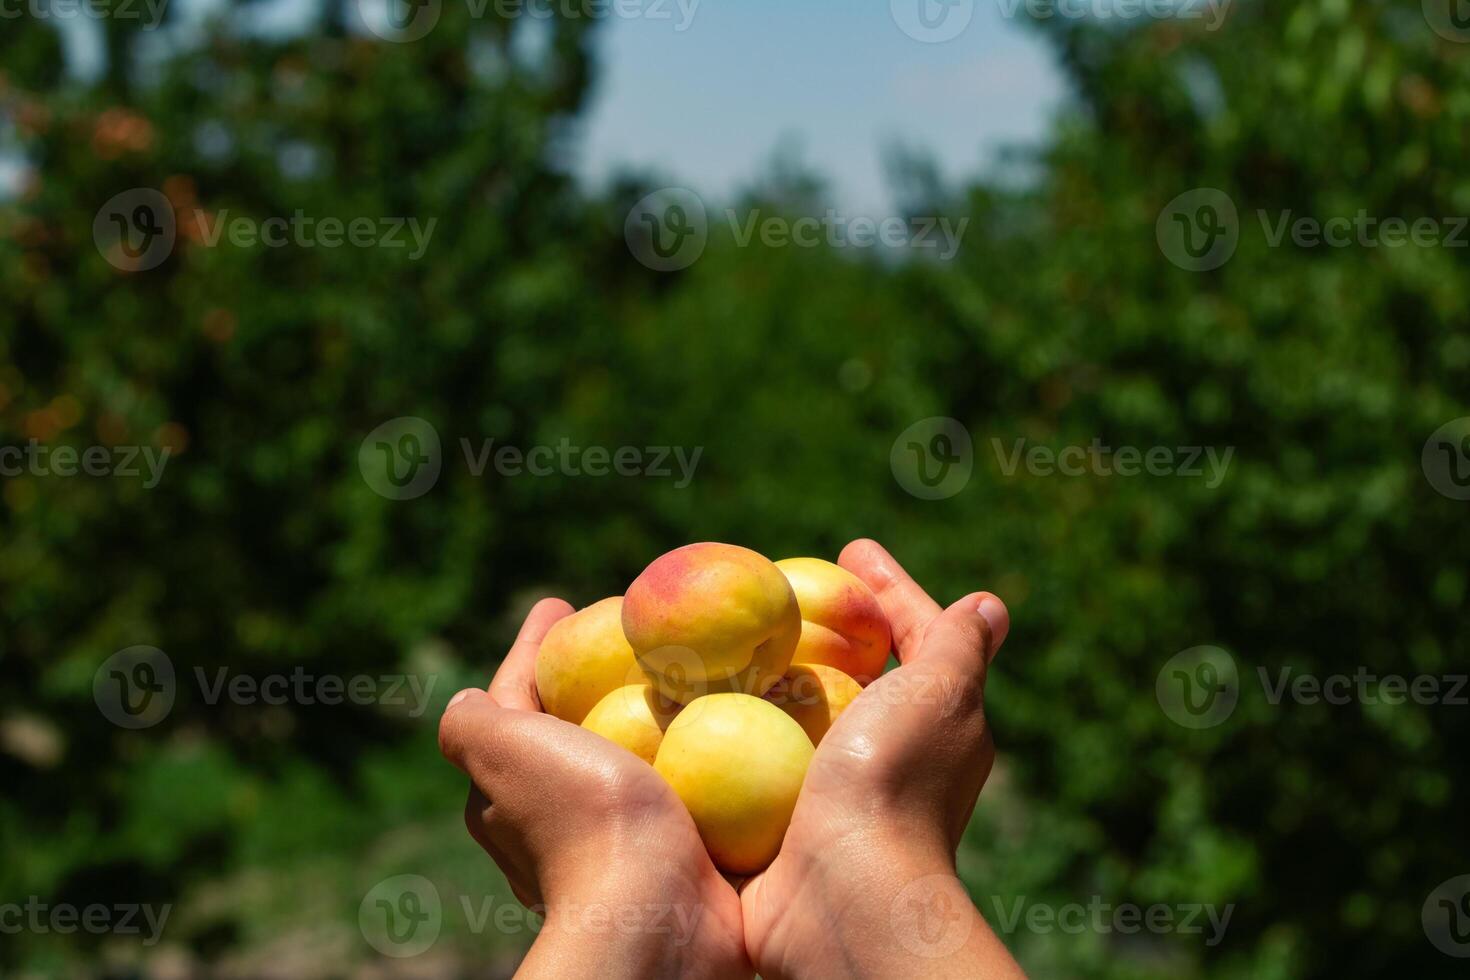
439,597,751,980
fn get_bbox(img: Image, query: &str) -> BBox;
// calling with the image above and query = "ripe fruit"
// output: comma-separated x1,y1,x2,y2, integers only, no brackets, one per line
775,557,892,685
581,685,681,765
763,663,862,746
623,543,801,704
535,596,643,724
654,693,814,874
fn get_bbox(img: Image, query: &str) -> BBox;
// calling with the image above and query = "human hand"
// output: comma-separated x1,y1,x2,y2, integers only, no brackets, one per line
438,598,751,980
739,539,1027,980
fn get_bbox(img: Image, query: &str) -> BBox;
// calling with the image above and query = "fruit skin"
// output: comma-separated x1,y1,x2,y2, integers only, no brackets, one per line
581,685,681,765
775,557,892,686
653,693,814,875
763,663,862,746
535,597,644,724
623,543,801,704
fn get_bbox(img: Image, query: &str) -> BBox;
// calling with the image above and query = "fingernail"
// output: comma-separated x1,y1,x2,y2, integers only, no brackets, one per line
447,688,477,710
976,595,1009,656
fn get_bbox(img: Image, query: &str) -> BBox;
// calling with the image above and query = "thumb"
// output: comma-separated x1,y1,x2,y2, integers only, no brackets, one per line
908,591,1009,680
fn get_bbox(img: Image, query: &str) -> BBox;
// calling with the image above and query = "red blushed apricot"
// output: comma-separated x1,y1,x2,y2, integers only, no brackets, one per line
623,543,801,704
774,557,892,685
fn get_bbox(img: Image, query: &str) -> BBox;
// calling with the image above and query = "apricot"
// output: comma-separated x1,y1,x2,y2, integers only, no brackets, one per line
623,543,801,704
653,693,814,874
581,685,680,765
763,663,862,746
535,596,644,724
774,557,892,685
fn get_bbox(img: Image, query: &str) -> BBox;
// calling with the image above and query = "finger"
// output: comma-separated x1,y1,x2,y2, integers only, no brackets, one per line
488,597,575,712
912,592,997,677
441,686,626,804
838,538,942,664
975,592,1009,661
439,687,505,779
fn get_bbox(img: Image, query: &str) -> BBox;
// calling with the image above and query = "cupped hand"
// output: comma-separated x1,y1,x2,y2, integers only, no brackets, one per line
739,539,1026,980
439,598,750,980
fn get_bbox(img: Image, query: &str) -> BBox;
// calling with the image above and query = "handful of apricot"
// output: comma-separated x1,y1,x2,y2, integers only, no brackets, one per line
534,542,892,874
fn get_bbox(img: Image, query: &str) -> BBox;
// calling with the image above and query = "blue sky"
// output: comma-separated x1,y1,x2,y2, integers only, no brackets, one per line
573,1,1065,213
41,0,1066,214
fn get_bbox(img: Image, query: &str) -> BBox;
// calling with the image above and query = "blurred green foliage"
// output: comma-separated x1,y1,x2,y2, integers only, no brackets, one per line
2,1,1467,977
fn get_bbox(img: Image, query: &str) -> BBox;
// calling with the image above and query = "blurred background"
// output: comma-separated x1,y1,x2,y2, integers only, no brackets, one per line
2,0,1468,976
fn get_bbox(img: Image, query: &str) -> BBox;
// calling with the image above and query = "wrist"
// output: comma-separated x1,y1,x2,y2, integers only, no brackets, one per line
756,828,1016,980
526,858,748,980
